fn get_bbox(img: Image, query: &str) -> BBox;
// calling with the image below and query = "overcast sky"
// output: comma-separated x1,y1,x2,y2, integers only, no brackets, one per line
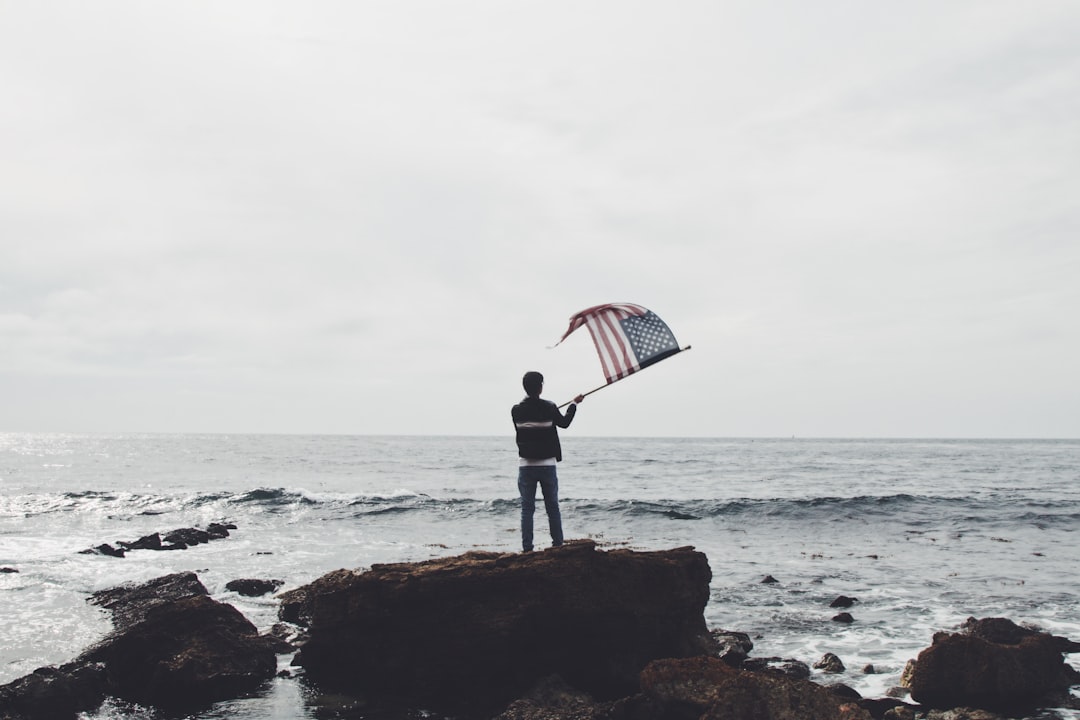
2,1,1078,438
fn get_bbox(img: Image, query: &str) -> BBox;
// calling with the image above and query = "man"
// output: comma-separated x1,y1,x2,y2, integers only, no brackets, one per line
511,371,584,552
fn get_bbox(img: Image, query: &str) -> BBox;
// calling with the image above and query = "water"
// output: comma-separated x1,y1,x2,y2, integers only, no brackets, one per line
1,434,1079,718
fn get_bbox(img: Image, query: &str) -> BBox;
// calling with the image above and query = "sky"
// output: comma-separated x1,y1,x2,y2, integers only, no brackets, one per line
2,1,1078,438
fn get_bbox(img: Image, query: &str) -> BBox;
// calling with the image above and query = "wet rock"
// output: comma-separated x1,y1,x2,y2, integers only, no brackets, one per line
708,629,754,666
742,657,812,680
225,578,283,597
637,656,872,720
281,540,712,716
79,524,238,557
827,682,862,699
162,527,211,547
1,567,18,573
901,616,1080,713
923,709,1008,720
833,611,855,623
831,595,858,608
494,675,606,720
761,574,779,583
117,533,161,551
861,697,917,719
79,543,126,558
814,652,846,673
0,572,276,718
0,663,106,720
881,705,917,720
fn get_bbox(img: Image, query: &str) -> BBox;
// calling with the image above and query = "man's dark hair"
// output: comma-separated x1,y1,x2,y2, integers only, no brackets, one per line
522,371,544,397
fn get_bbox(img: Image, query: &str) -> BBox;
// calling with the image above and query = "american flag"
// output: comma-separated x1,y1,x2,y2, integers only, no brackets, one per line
556,303,682,384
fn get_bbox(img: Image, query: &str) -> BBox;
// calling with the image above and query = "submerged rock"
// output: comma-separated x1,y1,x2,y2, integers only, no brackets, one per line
281,540,712,715
901,616,1080,713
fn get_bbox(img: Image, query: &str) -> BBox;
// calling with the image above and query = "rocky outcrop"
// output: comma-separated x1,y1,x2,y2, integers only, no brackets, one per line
78,523,236,557
280,539,712,716
631,656,872,720
0,572,279,719
901,616,1080,713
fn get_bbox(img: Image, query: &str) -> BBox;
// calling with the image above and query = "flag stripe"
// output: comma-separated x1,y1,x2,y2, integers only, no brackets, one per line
555,302,680,385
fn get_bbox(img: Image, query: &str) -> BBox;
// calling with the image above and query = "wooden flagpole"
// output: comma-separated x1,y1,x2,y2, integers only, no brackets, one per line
557,345,692,409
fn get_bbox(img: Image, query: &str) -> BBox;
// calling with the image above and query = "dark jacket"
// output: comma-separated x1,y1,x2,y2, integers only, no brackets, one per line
512,396,577,462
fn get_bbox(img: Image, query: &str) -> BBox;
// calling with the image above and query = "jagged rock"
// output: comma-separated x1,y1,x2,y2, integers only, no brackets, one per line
206,522,235,539
225,578,283,597
636,656,872,720
833,612,855,623
162,527,211,547
281,540,712,716
901,616,1080,713
861,697,917,719
881,705,917,720
0,663,106,720
923,709,1007,720
78,524,238,558
742,657,812,679
709,629,754,666
831,595,858,608
79,543,125,558
814,652,846,673
0,572,277,718
761,574,779,584
117,533,162,551
493,676,607,720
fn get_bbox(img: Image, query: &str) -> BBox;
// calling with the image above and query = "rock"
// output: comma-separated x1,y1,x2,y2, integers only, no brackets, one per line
827,682,862,699
761,574,779,583
0,572,277,718
708,629,754,666
831,595,858,608
636,656,873,720
0,567,18,573
862,664,876,674
923,709,1008,720
0,663,106,720
117,533,162,551
861,697,917,719
78,524,238,557
162,527,211,547
225,578,283,597
79,594,278,707
89,570,208,627
882,705,917,720
206,522,235,539
281,540,712,716
901,616,1080,713
814,652,846,673
79,543,125,558
741,657,812,680
833,612,855,623
493,675,606,720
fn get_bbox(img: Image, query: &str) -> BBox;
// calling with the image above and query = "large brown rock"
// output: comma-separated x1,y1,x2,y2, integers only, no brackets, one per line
281,540,712,715
901,616,1080,713
632,656,873,720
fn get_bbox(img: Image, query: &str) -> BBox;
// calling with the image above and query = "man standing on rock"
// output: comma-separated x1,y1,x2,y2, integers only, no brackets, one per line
512,371,584,552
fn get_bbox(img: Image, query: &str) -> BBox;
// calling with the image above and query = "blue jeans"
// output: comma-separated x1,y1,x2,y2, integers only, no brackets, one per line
517,465,563,551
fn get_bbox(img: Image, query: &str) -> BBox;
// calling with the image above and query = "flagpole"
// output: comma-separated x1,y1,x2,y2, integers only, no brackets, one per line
558,345,691,409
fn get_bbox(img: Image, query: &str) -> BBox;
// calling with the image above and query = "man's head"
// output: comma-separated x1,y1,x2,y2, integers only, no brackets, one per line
522,371,544,397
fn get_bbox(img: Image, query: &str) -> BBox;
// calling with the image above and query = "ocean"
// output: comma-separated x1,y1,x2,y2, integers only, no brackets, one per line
1,433,1078,719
